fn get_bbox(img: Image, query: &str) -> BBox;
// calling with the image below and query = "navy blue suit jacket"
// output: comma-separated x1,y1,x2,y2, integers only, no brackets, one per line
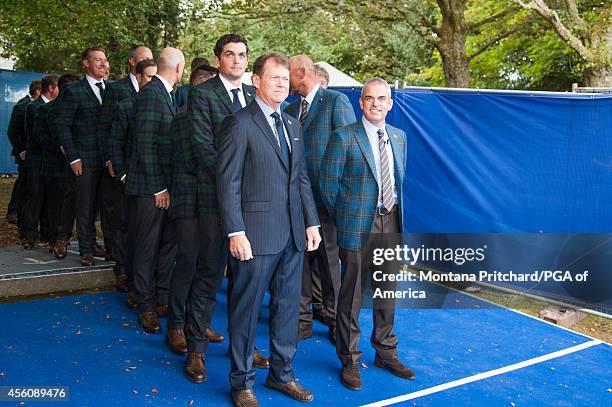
217,101,319,255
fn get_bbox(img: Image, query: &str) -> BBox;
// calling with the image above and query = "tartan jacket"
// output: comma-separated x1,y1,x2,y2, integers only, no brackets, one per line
35,98,71,178
7,95,30,162
319,120,407,251
100,76,137,164
185,74,255,214
285,87,356,207
126,76,176,197
168,111,197,220
56,77,106,168
23,97,46,170
108,97,135,180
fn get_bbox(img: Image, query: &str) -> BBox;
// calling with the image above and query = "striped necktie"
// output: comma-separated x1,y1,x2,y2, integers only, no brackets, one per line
377,129,394,212
299,98,309,125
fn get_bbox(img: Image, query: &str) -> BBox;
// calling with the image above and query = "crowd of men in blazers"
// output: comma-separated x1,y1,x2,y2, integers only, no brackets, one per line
5,34,415,407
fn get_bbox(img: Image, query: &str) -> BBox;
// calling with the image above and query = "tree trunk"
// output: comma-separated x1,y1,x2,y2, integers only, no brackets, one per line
583,18,612,87
436,0,471,88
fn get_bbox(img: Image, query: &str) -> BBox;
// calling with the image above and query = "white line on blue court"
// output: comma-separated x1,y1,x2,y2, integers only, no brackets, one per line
361,339,602,407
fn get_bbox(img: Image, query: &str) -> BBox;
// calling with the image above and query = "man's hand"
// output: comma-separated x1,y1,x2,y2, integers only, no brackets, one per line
19,151,26,161
107,161,115,177
71,160,83,176
229,235,253,261
154,190,170,209
305,226,322,251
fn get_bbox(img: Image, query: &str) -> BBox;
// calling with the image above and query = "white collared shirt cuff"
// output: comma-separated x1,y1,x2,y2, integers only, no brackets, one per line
70,158,81,164
105,160,111,167
228,231,245,237
154,189,167,196
120,174,126,182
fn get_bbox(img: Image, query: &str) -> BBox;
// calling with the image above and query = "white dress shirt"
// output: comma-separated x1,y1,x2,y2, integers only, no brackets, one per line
219,74,246,108
302,84,319,111
129,73,139,92
362,116,397,206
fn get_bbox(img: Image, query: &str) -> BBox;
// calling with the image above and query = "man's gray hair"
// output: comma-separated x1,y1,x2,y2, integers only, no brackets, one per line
361,77,392,98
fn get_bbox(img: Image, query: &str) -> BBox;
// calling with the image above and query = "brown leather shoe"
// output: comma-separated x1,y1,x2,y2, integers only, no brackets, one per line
126,291,138,310
298,324,313,341
230,389,259,407
253,348,270,369
22,240,35,250
205,327,225,343
81,254,94,266
166,328,187,354
374,355,416,379
155,304,168,318
341,363,362,390
115,275,128,292
92,243,106,258
53,240,68,259
105,251,114,262
139,312,161,334
264,376,313,402
184,352,206,383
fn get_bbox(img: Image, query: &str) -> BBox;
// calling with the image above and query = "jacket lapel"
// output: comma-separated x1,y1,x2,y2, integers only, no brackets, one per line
354,123,378,183
242,84,255,105
153,77,175,116
282,112,297,172
302,88,323,131
386,125,405,186
249,103,288,171
213,76,234,113
125,76,137,96
81,77,100,105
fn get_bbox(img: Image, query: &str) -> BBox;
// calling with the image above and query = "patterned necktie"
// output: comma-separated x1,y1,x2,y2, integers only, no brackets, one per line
95,82,104,103
231,88,242,112
377,129,394,212
299,98,309,125
271,112,290,165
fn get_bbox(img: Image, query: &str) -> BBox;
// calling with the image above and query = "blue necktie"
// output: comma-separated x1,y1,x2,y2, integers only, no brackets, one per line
231,88,242,112
271,112,290,165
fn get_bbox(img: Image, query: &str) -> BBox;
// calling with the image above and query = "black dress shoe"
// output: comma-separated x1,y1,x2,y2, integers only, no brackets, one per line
328,326,336,344
264,376,313,402
22,240,35,250
231,389,259,407
298,324,313,341
341,363,362,390
253,348,270,369
374,355,416,379
139,312,161,334
184,352,206,383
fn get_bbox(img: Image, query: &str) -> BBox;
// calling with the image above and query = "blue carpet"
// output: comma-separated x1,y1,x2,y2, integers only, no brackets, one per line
0,286,608,406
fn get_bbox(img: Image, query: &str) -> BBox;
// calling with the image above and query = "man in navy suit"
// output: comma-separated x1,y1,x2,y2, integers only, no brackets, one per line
217,52,321,407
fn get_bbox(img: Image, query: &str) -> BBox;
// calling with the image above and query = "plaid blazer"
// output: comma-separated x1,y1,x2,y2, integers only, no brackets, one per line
285,87,355,207
185,75,255,213
35,98,71,178
126,76,176,197
23,97,46,170
320,120,407,251
100,76,137,164
168,111,197,220
7,95,30,161
56,77,106,168
108,97,135,180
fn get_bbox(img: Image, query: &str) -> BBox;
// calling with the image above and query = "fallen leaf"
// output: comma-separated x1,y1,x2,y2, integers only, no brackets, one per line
132,389,138,394
361,362,368,369
151,388,158,393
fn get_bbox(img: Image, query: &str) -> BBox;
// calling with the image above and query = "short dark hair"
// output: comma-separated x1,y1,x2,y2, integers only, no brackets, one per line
190,57,210,71
81,46,106,61
136,59,156,75
213,34,249,58
29,80,41,96
189,65,217,86
252,52,289,77
40,74,59,93
128,44,147,58
58,73,80,92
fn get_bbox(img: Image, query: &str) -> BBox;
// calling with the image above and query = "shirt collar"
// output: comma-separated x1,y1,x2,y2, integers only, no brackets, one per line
362,116,386,137
129,73,139,92
303,84,320,106
155,74,174,94
85,74,104,89
218,73,242,96
41,95,49,104
255,96,281,117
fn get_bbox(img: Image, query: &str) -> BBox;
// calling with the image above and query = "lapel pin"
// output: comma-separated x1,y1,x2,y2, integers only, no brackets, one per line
288,120,292,124
294,138,299,141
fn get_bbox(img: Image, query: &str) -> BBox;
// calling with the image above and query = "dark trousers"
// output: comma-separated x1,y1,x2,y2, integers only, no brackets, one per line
127,195,177,313
101,174,127,278
228,235,303,391
169,214,226,352
46,175,75,244
336,206,400,366
7,162,26,217
73,167,102,255
21,167,49,242
300,207,340,328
